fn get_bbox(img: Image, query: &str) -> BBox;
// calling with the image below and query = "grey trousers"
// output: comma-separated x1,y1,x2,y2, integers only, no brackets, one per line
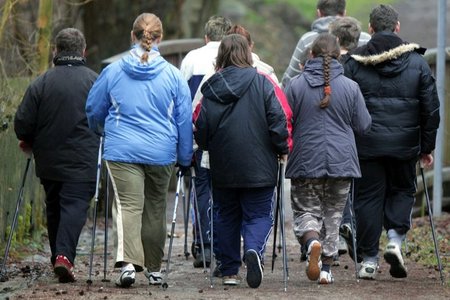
291,178,351,257
106,160,174,272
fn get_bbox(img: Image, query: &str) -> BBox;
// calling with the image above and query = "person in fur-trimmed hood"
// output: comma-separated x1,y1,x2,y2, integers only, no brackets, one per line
343,4,440,280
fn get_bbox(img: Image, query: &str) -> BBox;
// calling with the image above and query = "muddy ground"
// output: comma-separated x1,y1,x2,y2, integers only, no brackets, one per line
1,188,449,300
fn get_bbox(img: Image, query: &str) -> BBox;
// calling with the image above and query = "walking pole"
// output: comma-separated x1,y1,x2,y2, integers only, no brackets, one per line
102,167,110,282
183,170,191,260
271,178,280,272
278,160,288,291
348,179,359,281
419,161,445,285
0,155,32,281
162,170,183,290
191,169,208,273
87,136,103,285
207,178,215,287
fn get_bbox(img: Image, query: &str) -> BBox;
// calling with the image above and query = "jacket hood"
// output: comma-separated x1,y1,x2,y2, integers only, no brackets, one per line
201,66,257,104
119,45,167,80
311,16,338,32
351,32,421,77
302,58,343,87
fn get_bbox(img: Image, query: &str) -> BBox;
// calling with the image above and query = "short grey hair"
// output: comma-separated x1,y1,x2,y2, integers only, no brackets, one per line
55,28,86,55
204,16,232,41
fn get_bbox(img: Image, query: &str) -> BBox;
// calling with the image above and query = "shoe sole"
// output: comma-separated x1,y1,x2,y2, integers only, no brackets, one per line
54,265,75,283
306,243,321,281
116,270,136,288
384,251,407,278
246,250,263,288
116,277,135,288
340,227,362,263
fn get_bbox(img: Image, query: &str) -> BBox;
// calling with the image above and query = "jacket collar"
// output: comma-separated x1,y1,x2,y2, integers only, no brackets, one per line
53,51,86,66
350,32,421,65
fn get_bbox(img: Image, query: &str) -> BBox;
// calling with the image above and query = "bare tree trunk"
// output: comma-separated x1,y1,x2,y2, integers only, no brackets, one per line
36,0,53,74
0,0,18,45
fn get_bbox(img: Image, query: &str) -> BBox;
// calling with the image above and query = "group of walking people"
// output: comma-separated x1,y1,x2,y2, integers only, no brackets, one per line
13,0,440,290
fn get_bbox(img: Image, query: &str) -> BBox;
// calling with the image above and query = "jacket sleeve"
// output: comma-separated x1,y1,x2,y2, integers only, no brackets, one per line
175,76,194,166
85,68,111,136
351,83,372,136
418,64,440,154
281,36,311,87
193,98,208,151
264,78,293,155
14,80,40,145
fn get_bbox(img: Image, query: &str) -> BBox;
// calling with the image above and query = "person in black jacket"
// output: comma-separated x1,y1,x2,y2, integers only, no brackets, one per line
343,5,440,280
193,34,292,288
14,28,99,283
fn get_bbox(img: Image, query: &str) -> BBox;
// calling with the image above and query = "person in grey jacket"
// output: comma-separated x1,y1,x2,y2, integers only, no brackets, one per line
284,33,371,284
281,0,370,87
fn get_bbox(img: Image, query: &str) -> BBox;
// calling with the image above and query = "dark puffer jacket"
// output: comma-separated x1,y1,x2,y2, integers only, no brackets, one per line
14,52,99,182
193,66,292,188
344,32,440,160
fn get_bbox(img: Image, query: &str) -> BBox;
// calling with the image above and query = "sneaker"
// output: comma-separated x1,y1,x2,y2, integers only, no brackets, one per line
54,255,75,283
384,242,407,278
213,264,223,278
144,270,163,285
358,260,378,280
319,270,334,284
340,223,362,263
115,265,136,288
193,247,211,268
338,236,348,255
305,240,322,281
222,274,241,286
245,249,263,288
332,254,340,266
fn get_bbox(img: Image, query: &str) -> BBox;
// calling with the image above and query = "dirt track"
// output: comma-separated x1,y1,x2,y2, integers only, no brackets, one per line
1,187,449,300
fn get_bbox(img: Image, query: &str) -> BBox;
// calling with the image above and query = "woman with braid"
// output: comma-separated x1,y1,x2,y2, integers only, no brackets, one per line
284,33,371,284
86,13,192,288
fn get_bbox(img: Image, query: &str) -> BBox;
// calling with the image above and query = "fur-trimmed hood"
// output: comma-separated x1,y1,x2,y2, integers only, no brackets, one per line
350,32,424,76
351,43,420,65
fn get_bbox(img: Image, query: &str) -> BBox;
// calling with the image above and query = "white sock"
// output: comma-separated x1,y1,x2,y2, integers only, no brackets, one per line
121,263,135,272
387,229,405,248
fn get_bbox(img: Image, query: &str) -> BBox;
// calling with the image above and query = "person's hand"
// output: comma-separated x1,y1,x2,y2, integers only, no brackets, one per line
177,164,191,177
279,154,288,163
420,153,433,168
18,140,32,155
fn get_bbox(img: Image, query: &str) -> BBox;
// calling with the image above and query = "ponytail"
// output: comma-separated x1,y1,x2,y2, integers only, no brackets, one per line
319,55,331,109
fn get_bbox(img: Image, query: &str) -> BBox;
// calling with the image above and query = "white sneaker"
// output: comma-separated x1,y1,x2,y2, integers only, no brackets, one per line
115,264,136,288
384,242,407,278
358,260,378,280
144,270,163,285
319,270,334,284
305,240,322,281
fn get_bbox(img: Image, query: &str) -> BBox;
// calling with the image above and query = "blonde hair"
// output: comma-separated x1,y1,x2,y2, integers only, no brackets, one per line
132,13,163,63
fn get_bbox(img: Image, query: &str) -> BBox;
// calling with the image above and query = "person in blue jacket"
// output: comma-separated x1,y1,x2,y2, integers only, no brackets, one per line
85,13,193,288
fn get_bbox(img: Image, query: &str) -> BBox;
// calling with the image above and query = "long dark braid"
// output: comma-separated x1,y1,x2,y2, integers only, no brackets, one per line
320,54,331,109
311,33,340,109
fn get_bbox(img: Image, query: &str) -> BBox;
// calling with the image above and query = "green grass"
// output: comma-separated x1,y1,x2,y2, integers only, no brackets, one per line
262,0,398,23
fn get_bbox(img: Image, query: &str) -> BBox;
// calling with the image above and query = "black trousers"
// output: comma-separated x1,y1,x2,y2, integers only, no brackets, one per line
353,157,417,258
41,179,95,265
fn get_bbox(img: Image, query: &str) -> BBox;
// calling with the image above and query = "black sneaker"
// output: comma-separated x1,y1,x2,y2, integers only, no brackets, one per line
340,223,362,263
245,249,263,288
193,247,211,268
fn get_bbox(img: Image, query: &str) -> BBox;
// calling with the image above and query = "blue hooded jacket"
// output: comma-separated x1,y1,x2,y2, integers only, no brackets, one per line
86,46,193,166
